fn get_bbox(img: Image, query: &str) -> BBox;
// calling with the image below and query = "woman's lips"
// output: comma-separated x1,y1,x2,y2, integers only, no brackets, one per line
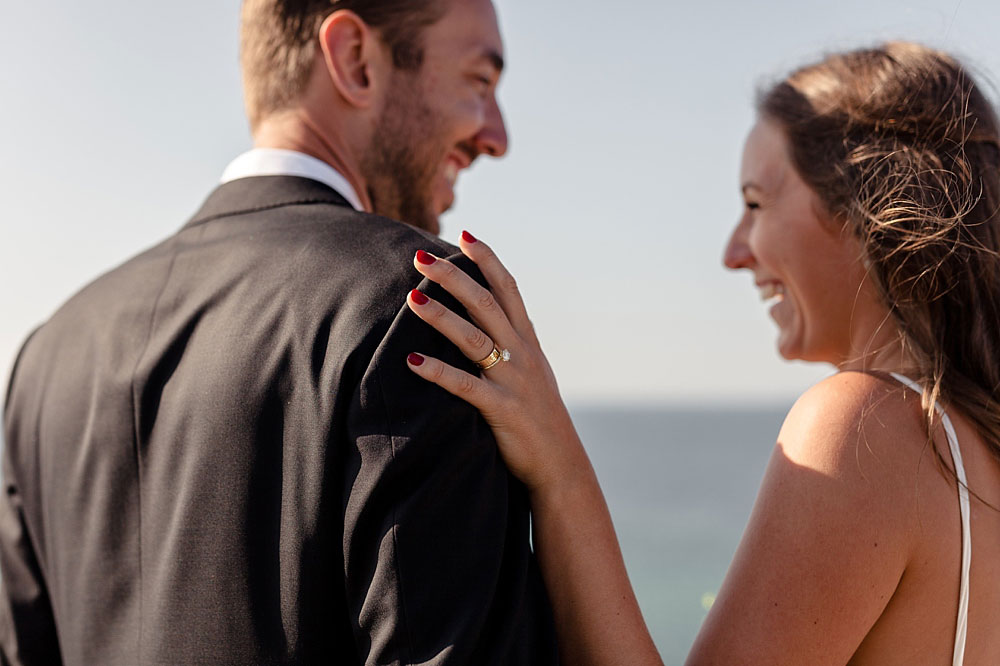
757,281,786,304
757,282,787,318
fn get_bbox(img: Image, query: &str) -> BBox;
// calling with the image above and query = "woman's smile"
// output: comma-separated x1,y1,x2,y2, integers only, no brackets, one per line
725,119,886,366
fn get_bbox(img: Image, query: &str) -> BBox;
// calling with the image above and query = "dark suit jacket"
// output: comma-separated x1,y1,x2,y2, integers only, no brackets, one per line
0,176,558,665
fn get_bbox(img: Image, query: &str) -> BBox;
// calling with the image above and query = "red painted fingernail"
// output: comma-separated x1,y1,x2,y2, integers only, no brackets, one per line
461,230,478,243
410,289,429,305
407,353,425,366
416,250,436,265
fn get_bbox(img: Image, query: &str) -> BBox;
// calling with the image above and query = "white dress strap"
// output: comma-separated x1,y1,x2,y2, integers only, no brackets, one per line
889,373,970,666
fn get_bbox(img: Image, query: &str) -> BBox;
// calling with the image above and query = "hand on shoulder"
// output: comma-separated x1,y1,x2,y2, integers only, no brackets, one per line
404,232,590,496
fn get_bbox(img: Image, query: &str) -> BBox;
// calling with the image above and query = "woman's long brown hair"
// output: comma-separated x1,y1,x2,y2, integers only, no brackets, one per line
760,42,1000,471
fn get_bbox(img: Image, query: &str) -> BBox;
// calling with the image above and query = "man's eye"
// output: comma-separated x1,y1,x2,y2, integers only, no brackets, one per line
745,201,760,211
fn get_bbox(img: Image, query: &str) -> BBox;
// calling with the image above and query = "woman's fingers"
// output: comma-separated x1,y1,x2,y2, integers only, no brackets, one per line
406,352,494,412
457,231,534,340
407,288,507,367
413,250,516,346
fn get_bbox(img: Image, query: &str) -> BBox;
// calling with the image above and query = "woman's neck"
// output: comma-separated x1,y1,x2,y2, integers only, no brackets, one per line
835,309,920,376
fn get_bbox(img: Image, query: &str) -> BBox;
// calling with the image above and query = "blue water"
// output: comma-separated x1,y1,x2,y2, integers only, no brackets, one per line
570,404,791,662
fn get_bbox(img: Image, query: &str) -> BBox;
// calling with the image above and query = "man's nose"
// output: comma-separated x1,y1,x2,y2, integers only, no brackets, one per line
474,97,508,158
723,215,754,270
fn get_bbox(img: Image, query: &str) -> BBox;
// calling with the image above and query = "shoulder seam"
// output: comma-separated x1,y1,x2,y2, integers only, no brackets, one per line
372,351,416,666
126,226,198,658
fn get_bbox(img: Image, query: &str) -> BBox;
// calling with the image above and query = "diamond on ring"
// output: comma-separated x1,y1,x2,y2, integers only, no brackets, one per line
475,345,510,371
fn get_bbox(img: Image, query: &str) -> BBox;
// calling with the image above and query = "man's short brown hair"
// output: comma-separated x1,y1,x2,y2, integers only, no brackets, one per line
240,0,447,129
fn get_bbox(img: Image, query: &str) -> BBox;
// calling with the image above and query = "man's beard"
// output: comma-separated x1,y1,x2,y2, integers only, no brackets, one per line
362,73,445,234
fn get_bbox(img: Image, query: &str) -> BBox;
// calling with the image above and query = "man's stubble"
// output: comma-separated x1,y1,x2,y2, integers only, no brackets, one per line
362,70,445,234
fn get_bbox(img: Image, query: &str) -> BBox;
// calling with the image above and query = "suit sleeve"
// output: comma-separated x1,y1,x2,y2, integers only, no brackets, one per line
0,333,63,665
342,254,558,666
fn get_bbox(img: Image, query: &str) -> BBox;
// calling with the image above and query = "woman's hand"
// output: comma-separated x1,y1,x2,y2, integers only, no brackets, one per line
405,232,664,665
404,231,587,495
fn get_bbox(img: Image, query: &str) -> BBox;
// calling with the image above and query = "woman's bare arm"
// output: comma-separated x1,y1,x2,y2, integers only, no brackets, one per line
404,234,662,666
687,372,919,664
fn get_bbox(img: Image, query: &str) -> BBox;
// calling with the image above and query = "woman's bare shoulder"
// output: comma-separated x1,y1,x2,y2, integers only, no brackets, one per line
777,371,930,482
687,372,932,664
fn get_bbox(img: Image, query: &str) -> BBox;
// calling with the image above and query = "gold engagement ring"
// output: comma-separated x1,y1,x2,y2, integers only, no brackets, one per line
475,346,511,371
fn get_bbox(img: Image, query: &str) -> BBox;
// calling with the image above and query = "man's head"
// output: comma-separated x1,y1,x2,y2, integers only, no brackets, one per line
240,0,508,234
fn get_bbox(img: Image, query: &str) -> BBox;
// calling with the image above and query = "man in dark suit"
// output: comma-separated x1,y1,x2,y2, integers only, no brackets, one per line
0,0,558,663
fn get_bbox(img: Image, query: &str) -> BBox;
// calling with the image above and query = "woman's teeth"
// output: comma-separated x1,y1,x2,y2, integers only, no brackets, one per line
759,283,786,305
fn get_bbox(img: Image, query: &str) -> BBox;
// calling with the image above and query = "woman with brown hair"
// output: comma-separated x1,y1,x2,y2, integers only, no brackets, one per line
404,42,1000,664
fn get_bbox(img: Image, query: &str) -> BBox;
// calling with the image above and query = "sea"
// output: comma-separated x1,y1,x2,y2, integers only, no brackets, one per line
570,404,791,663
0,404,792,662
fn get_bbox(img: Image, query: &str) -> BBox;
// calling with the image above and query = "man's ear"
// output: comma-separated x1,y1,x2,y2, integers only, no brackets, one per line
318,10,386,109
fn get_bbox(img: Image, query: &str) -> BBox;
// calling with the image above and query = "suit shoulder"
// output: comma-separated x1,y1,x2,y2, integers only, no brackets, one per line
207,204,473,351
243,205,455,277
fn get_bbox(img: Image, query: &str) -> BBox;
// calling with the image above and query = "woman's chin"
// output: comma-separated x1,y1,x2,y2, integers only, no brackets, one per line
776,334,842,366
775,328,804,361
776,343,799,361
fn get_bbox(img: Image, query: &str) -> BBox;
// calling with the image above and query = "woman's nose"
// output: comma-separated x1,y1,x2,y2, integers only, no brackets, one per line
723,216,754,270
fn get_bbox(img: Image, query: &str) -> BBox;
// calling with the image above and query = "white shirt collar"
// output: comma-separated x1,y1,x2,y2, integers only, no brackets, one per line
220,148,364,212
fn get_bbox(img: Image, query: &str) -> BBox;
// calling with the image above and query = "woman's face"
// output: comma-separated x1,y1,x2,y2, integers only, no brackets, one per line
724,119,885,366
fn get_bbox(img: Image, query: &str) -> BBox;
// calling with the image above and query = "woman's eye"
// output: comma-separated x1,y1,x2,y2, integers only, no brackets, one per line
745,201,760,211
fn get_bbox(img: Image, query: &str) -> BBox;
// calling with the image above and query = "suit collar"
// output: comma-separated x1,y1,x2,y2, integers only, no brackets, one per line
186,175,352,228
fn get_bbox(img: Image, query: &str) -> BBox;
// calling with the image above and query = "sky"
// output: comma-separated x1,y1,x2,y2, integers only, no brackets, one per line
2,0,998,405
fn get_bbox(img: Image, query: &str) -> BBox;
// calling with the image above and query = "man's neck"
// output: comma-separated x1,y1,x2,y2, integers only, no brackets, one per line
252,109,373,213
